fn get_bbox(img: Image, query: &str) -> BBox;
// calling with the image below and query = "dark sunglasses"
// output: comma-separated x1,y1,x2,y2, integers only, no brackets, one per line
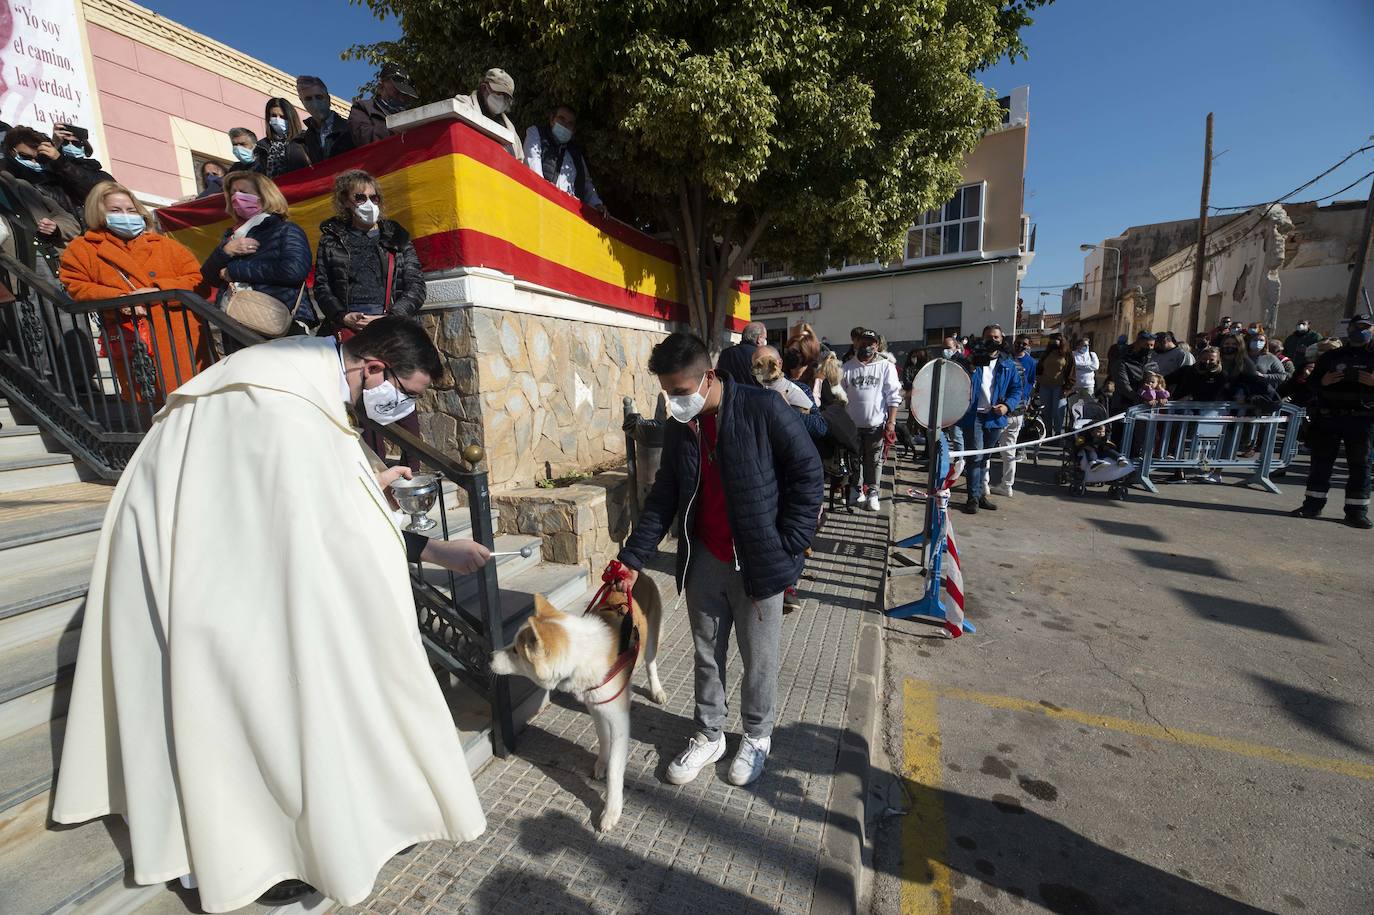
352,192,381,204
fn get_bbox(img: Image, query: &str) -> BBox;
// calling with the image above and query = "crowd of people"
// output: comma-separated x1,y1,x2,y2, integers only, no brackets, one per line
0,61,612,419
886,314,1374,528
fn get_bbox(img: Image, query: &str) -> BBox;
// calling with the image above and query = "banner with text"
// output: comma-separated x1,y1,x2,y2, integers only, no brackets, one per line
1,0,97,133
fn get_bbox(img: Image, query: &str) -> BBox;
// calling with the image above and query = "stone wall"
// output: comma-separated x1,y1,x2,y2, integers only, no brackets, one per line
418,303,665,490
491,472,633,576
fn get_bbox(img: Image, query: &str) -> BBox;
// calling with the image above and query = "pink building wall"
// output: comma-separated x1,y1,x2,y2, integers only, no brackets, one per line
86,24,306,200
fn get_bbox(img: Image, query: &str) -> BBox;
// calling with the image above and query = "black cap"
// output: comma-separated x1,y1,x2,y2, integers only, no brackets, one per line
1137,330,1155,340
857,328,879,342
1346,313,1373,326
380,63,418,99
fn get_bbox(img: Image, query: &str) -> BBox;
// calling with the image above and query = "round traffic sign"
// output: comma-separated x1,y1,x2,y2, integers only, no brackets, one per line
910,358,971,430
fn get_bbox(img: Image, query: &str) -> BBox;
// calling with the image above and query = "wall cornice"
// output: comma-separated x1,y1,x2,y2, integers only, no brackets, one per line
81,0,350,113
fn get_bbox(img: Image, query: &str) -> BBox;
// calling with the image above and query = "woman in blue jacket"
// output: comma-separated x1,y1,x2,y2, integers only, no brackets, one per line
200,172,312,352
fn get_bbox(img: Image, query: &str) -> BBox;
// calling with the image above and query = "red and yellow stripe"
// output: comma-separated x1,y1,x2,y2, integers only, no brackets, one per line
157,120,749,330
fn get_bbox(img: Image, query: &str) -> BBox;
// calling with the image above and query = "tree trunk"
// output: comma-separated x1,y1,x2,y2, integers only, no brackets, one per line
666,183,773,360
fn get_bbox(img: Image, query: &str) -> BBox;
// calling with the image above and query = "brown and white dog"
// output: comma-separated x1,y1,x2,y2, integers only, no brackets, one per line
490,574,665,831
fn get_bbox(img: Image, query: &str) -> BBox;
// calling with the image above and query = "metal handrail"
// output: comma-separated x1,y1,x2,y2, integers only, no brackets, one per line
0,235,517,754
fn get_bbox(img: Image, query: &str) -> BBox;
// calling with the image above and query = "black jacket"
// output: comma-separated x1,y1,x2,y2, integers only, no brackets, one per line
619,380,823,599
1111,347,1157,410
201,214,313,320
299,113,356,164
3,155,112,229
252,138,311,179
715,341,761,387
313,216,426,326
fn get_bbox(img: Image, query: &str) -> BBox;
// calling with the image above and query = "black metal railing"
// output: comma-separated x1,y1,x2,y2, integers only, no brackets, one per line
0,237,518,755
0,241,265,476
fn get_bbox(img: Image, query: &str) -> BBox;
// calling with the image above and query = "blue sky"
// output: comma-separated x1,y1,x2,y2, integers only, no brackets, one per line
981,0,1374,310
147,0,1374,311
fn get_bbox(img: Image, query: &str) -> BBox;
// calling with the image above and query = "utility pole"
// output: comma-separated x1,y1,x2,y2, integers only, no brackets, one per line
1186,113,1213,337
1345,176,1374,318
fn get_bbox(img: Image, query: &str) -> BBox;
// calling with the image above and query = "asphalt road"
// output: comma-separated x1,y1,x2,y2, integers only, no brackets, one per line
867,446,1374,915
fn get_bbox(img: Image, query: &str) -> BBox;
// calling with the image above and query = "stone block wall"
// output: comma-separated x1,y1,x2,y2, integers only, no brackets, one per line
491,472,633,576
419,304,664,490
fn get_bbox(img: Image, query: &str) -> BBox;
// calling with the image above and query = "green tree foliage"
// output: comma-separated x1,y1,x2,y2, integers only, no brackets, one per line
350,0,1049,349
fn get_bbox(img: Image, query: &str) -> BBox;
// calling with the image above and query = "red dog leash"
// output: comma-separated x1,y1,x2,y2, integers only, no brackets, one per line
585,561,640,705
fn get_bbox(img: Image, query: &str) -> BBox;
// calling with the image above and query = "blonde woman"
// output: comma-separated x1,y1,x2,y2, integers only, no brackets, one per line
59,181,206,404
199,171,311,351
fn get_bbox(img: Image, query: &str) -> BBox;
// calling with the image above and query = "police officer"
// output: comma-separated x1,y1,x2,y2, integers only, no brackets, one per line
1293,313,1374,529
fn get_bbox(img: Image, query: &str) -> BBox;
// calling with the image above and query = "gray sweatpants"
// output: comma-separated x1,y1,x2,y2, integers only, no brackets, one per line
686,541,785,741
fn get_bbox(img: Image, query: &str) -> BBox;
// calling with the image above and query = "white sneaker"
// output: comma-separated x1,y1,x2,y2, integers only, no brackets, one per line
1115,456,1130,467
665,732,726,785
727,734,771,786
990,484,1013,498
866,492,880,512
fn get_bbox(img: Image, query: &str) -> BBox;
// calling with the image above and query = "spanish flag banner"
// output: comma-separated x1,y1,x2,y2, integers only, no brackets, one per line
157,119,749,330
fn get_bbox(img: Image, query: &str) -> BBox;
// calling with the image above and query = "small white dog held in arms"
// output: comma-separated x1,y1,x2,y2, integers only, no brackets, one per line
490,568,665,832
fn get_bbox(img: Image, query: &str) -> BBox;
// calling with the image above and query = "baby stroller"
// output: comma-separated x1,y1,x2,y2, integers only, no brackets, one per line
1054,392,1133,500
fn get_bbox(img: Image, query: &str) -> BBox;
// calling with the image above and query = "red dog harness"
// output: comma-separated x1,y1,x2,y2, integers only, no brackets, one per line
584,561,640,705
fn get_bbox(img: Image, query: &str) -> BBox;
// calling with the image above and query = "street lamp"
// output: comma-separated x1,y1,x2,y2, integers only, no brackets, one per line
1081,243,1122,331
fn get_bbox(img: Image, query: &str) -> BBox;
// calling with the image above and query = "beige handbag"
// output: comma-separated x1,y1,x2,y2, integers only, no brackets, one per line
223,283,298,337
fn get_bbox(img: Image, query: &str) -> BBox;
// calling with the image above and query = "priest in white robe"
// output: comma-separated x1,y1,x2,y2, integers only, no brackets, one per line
53,318,491,912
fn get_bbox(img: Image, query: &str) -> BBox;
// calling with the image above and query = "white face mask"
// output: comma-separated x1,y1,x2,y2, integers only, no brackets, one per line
665,374,709,424
354,201,380,225
485,94,510,116
361,378,416,424
269,116,288,137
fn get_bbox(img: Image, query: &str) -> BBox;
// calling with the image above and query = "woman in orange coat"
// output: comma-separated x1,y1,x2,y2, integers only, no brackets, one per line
59,181,207,405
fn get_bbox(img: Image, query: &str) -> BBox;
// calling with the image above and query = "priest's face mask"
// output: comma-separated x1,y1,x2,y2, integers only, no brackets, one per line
353,359,431,425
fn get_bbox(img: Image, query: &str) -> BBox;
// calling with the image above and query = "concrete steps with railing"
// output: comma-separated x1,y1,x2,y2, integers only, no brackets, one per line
0,418,591,914
0,400,90,492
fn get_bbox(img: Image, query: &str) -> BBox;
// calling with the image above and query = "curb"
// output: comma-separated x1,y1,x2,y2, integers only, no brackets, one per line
812,462,894,915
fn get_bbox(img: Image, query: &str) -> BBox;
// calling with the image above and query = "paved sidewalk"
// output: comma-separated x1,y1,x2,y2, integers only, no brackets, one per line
345,497,890,915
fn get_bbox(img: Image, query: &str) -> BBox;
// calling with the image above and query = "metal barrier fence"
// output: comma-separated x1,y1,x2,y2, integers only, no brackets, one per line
1119,401,1305,494
0,240,520,754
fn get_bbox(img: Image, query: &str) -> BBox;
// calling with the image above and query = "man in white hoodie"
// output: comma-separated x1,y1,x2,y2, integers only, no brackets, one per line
841,328,903,511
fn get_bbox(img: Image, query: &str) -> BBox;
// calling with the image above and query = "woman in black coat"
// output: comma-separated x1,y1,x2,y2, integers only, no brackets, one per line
200,171,312,351
252,97,311,179
313,168,426,337
314,168,428,467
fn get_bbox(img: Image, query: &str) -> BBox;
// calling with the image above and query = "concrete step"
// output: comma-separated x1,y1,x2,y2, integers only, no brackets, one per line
0,797,164,915
0,718,63,818
0,427,67,462
0,629,82,709
0,499,104,579
0,563,91,623
0,398,33,427
0,454,85,494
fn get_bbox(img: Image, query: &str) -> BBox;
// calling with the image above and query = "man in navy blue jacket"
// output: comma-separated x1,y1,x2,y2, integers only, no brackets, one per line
714,321,767,386
959,324,1024,514
613,332,822,788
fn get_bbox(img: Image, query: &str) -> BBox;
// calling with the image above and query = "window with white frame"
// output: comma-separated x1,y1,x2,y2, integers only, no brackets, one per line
905,183,984,261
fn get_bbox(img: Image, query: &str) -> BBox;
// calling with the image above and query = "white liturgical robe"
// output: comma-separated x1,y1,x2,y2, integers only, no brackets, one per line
52,337,486,912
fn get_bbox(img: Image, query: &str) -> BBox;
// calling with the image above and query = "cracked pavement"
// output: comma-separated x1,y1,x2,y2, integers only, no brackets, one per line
869,450,1374,915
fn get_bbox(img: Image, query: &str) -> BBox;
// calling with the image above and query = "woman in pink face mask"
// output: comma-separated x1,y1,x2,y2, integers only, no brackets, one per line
199,172,313,352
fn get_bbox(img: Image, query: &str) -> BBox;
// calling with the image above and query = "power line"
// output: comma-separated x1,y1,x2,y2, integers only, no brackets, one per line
1161,144,1374,283
1209,143,1373,212
1306,169,1374,205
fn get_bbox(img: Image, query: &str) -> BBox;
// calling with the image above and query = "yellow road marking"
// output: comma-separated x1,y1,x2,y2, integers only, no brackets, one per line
932,683,1374,781
901,680,952,915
